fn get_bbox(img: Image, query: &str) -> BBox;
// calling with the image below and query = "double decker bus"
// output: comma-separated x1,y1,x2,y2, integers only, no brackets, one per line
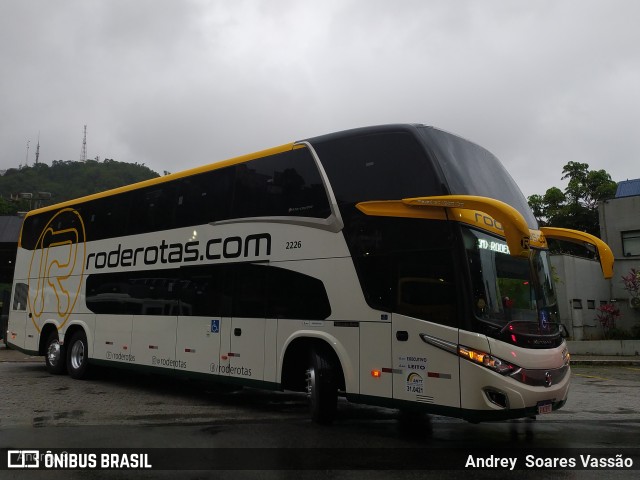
6,124,613,424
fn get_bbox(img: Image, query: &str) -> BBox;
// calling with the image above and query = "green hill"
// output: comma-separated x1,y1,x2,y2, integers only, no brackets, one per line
0,159,160,213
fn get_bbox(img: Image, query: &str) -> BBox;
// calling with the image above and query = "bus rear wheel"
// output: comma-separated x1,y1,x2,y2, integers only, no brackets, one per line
66,330,90,380
44,330,66,375
306,349,337,424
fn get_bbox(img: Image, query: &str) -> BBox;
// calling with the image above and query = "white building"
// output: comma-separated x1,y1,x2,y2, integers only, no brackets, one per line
554,179,640,340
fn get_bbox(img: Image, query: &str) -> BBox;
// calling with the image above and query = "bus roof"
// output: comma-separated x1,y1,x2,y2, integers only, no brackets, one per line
24,123,426,220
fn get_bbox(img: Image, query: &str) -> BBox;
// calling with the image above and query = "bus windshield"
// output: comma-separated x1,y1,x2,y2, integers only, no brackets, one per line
419,126,538,229
463,227,561,344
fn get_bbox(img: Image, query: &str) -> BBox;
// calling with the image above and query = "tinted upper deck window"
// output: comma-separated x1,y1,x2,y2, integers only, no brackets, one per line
312,131,442,205
175,166,235,227
419,127,538,228
20,146,332,250
231,147,331,220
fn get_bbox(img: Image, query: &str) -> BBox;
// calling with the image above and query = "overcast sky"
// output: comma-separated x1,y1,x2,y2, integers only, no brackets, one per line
1,0,639,198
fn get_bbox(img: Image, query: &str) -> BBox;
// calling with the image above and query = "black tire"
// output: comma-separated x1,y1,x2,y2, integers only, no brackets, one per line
44,330,66,375
66,330,90,379
306,348,337,424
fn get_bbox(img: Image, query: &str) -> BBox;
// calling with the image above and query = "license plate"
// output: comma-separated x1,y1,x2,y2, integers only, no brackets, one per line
537,401,553,414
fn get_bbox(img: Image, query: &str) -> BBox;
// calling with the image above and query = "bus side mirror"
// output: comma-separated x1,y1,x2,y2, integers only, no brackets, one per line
540,227,614,279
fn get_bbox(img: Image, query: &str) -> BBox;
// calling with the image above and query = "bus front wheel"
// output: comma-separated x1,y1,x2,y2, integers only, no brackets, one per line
306,349,337,424
66,330,90,380
44,330,66,375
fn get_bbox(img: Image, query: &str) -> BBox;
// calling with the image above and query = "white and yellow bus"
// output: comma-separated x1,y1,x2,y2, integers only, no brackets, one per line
6,124,613,424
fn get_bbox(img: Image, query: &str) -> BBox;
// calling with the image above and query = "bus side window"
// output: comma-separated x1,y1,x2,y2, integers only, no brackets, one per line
83,193,133,240
232,264,267,318
20,216,44,250
180,265,233,317
86,270,181,316
393,251,458,328
231,148,331,220
266,267,331,320
176,167,235,226
12,283,28,311
129,184,178,234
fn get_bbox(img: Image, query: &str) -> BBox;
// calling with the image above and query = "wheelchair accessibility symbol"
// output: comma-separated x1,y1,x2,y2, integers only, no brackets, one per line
211,319,220,334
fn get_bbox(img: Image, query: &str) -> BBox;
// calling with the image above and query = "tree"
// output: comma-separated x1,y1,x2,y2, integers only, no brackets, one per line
0,159,160,211
562,162,617,211
0,197,17,215
527,162,617,237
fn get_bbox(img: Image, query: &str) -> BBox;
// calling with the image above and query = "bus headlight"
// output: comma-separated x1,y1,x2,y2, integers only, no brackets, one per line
458,346,519,375
562,347,570,366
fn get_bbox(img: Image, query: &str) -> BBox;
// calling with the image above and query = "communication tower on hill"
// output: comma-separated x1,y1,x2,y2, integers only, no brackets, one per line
35,133,40,165
80,125,87,162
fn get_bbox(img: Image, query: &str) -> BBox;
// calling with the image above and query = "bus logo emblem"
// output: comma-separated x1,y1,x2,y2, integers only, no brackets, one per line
28,208,86,330
406,372,424,394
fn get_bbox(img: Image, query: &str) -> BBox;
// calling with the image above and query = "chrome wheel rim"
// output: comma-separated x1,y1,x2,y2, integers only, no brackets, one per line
47,341,61,367
305,367,315,397
70,340,85,370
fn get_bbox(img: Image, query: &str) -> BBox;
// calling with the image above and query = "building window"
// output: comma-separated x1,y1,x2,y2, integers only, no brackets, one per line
622,230,640,257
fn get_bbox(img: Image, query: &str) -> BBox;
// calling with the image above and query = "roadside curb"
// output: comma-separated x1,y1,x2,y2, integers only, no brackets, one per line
0,345,41,363
570,359,640,366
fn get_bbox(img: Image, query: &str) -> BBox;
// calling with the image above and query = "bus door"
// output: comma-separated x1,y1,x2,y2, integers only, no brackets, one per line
390,252,461,410
227,266,268,382
391,313,460,409
179,263,266,382
89,277,158,365
175,269,227,377
128,279,178,371
7,283,29,350
132,313,177,371
93,313,133,364
24,305,41,352
175,313,224,376
229,316,265,381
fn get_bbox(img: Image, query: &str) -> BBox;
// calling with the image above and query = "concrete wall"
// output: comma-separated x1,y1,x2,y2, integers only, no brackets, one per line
600,195,640,263
551,254,611,340
567,339,640,356
599,195,640,332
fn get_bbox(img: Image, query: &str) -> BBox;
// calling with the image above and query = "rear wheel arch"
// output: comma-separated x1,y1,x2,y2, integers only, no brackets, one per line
280,336,346,393
63,324,90,353
39,323,59,355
